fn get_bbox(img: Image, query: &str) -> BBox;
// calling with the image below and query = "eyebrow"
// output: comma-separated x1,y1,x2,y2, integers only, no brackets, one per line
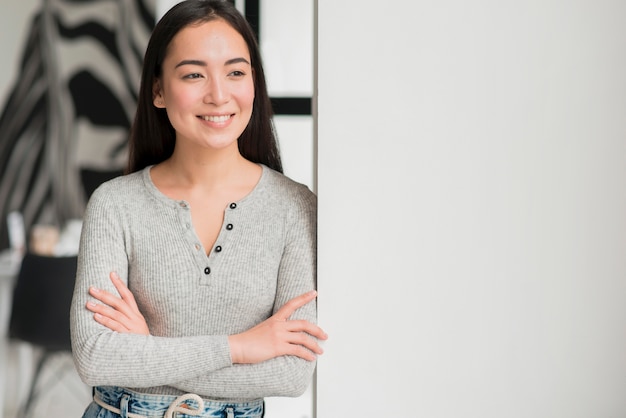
174,57,251,68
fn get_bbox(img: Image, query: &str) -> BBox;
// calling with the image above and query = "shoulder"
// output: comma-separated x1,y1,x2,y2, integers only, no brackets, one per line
86,169,147,209
261,166,316,213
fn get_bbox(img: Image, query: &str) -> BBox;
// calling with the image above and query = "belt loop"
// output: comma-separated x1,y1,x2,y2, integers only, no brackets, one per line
120,393,131,418
224,406,234,418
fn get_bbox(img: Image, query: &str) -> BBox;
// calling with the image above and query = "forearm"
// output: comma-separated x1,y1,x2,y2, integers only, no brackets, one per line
172,355,316,399
171,296,320,399
71,327,232,388
71,255,233,387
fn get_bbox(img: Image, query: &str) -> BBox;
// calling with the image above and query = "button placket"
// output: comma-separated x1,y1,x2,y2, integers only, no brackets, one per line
177,201,210,280
201,201,238,283
178,200,196,248
215,203,237,256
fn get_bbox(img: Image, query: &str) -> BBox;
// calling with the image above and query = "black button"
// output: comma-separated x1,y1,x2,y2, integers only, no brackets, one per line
229,203,237,209
215,246,222,252
226,223,233,230
204,267,211,275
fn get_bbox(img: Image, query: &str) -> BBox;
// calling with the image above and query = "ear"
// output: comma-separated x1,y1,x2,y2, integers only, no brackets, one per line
153,80,165,108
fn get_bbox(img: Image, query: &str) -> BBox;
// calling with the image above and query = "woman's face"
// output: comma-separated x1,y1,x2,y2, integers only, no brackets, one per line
154,19,254,153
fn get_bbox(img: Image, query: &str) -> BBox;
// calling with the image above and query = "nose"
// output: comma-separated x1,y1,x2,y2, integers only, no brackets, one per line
203,77,229,105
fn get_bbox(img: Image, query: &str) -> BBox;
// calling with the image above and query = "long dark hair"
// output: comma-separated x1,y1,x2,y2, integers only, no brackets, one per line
127,0,282,174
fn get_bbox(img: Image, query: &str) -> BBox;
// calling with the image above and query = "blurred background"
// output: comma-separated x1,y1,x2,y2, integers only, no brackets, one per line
0,1,315,417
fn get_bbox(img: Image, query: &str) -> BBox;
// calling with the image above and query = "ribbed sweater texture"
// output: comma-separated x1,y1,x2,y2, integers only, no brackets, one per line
70,164,317,402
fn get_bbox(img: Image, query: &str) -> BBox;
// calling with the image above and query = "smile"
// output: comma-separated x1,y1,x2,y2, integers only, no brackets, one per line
200,114,232,122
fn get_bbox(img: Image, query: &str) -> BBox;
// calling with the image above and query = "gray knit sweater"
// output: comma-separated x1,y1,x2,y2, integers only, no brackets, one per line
70,164,317,402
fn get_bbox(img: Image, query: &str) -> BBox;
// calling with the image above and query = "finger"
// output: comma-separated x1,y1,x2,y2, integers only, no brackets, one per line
109,272,140,311
93,312,129,333
87,300,129,326
89,286,134,318
287,332,324,355
88,286,121,308
274,290,317,321
87,301,130,332
284,343,317,362
89,286,128,311
286,320,328,341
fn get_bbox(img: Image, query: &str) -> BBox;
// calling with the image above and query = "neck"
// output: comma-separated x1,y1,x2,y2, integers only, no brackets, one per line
157,143,256,189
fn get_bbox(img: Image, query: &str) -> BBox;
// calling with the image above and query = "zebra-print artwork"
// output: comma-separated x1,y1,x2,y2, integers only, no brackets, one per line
0,0,155,250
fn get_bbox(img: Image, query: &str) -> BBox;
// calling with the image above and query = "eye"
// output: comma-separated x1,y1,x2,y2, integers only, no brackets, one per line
183,73,203,80
228,70,246,77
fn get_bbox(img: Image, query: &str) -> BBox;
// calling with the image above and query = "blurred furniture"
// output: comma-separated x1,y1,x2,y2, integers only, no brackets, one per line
0,249,21,418
80,167,123,200
8,252,78,418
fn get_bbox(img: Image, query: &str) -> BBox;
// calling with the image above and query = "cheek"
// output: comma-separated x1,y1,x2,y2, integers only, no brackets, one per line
171,90,199,109
164,82,199,109
235,79,255,109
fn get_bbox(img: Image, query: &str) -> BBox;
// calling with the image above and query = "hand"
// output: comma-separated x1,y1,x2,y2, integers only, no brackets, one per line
86,272,150,335
228,290,328,364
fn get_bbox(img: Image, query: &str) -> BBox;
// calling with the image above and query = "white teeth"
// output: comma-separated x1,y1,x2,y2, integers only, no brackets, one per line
201,115,231,122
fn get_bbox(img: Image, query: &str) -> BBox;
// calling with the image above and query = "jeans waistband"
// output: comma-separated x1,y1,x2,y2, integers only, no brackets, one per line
93,386,264,418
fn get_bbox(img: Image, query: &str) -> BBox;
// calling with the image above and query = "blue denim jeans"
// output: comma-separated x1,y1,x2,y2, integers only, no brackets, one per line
82,386,264,418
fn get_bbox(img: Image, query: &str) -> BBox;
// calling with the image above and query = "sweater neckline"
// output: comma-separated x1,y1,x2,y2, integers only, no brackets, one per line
140,163,268,208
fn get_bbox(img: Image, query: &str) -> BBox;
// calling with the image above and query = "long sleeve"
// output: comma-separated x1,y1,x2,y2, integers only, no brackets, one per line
70,165,318,401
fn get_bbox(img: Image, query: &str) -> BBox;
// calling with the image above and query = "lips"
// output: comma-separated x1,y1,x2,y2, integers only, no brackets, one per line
199,114,232,122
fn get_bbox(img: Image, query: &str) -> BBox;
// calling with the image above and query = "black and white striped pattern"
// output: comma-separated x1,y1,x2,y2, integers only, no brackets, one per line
0,0,155,249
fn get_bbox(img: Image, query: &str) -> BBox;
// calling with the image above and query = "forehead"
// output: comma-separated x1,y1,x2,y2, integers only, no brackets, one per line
165,19,250,63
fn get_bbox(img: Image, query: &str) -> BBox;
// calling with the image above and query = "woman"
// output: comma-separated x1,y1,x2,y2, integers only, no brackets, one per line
70,1,326,417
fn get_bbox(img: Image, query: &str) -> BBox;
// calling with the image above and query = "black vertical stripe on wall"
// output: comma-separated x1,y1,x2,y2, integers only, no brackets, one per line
244,0,260,39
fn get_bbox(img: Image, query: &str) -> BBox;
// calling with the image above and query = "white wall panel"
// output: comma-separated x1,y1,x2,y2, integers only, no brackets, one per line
274,116,314,190
261,0,314,97
317,1,626,417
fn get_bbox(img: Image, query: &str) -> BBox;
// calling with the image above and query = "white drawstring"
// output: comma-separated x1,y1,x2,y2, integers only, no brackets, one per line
164,393,205,418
